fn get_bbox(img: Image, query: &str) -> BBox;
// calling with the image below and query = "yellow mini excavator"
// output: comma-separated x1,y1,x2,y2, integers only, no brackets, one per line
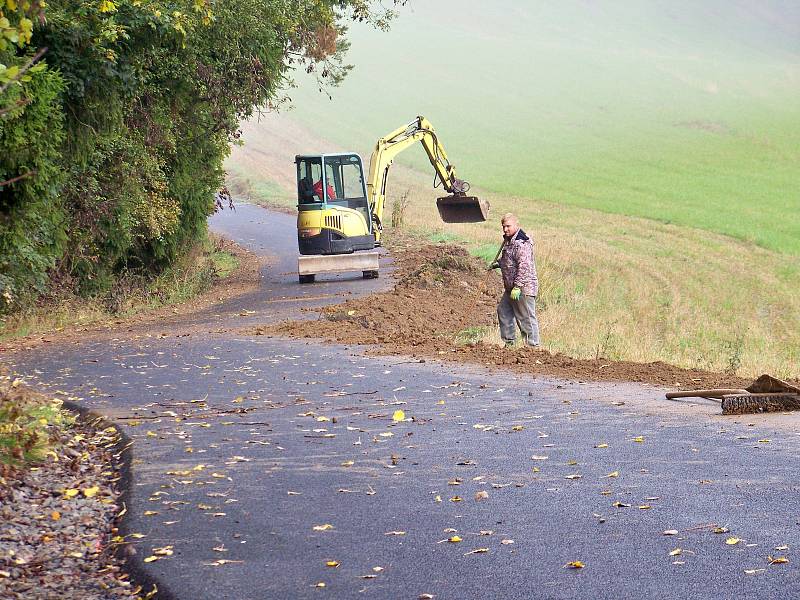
295,116,489,283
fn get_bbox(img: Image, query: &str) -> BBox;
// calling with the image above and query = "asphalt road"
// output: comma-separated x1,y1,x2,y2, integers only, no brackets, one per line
7,203,800,599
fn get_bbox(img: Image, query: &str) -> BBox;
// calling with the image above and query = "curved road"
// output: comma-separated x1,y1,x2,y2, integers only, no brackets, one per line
7,204,800,599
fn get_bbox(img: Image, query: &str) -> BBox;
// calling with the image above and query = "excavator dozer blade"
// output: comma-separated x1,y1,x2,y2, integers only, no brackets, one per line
436,195,490,223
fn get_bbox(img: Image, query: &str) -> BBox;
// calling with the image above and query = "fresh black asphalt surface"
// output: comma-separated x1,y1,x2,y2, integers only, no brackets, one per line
6,204,800,599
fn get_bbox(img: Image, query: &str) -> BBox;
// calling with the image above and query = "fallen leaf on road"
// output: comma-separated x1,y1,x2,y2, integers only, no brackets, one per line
564,561,585,569
726,537,742,545
632,436,645,443
663,530,679,536
768,556,789,565
474,491,489,501
464,548,489,555
326,560,340,567
392,410,406,422
385,531,406,536
313,524,334,531
669,548,682,556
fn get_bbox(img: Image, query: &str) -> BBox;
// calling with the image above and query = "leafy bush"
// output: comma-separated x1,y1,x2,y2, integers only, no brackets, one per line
0,56,66,308
0,0,401,313
0,374,74,467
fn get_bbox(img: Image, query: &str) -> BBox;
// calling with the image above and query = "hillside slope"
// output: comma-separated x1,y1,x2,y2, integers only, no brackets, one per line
281,0,800,253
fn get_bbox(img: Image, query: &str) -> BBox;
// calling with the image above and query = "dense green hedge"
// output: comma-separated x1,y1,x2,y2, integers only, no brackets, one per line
0,0,398,312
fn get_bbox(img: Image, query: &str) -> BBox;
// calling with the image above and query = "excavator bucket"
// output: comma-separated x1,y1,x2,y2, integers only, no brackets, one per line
436,195,490,223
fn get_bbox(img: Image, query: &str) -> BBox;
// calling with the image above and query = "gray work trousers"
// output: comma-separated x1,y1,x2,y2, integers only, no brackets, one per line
498,291,540,346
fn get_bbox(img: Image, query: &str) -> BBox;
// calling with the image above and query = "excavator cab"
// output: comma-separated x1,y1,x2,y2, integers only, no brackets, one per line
296,154,377,256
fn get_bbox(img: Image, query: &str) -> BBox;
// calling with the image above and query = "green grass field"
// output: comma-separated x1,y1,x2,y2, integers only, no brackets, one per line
225,1,800,378
285,0,800,253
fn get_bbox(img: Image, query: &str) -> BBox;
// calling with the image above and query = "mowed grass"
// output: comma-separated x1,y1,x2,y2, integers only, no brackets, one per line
285,0,800,253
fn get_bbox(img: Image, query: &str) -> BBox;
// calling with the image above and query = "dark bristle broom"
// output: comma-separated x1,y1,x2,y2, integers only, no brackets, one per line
666,374,800,415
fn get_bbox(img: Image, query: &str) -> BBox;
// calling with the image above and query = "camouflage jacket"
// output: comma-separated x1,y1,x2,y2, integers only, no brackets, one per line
499,229,538,296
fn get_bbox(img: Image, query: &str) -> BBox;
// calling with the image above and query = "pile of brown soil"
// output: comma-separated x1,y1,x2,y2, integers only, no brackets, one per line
264,241,754,390
287,242,501,347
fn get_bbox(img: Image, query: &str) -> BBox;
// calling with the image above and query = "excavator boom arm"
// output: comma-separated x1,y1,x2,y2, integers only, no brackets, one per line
366,116,483,239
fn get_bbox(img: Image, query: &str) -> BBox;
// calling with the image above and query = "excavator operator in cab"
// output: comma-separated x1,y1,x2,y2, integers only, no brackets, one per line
313,179,335,201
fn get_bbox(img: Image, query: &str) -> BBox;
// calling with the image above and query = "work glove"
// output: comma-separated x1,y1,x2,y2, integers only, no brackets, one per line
510,287,521,301
488,261,500,271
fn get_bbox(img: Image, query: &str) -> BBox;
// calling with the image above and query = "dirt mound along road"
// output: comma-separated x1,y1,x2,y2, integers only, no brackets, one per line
261,240,756,390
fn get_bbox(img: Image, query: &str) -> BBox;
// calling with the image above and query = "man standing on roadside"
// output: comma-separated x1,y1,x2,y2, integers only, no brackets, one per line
491,213,540,347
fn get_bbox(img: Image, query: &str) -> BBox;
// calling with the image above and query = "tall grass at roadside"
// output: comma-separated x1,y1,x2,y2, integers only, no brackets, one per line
380,168,800,380
0,234,240,342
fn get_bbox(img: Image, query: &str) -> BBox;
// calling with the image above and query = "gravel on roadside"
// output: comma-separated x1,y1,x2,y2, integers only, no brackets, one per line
0,398,147,599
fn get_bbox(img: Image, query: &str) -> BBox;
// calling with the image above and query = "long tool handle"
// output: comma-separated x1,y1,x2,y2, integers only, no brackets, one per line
666,388,750,400
487,241,505,270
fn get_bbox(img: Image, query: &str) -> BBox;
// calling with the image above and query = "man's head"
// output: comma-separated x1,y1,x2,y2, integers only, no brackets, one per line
501,213,519,238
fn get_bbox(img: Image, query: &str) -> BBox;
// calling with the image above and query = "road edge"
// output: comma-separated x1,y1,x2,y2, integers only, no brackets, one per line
63,401,177,600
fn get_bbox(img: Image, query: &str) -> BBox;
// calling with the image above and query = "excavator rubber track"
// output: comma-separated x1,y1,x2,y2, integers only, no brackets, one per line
436,195,490,223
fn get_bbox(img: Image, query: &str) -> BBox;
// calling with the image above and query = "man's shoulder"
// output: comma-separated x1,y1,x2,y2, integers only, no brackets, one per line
514,229,531,243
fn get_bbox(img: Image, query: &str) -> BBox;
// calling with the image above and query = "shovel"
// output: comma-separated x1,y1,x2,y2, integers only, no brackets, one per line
666,374,800,415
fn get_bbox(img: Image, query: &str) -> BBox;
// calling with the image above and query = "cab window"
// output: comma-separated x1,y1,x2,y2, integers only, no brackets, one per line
325,155,366,200
296,158,324,203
